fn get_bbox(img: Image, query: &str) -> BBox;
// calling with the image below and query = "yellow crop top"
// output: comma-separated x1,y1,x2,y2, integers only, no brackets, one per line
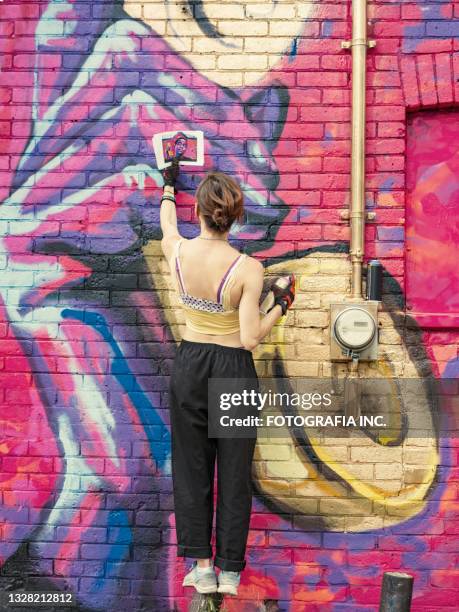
171,238,247,335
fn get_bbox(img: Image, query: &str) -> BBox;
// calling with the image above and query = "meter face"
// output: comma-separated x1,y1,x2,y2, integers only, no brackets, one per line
334,308,376,350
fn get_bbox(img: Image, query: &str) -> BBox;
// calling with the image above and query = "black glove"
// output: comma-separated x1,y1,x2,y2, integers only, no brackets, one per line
269,274,296,316
161,158,180,188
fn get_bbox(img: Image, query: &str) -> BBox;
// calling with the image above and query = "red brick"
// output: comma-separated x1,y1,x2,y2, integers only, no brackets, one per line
367,71,401,87
375,56,399,71
417,54,438,106
377,122,405,138
322,191,350,208
401,4,423,20
367,138,405,155
454,52,459,103
435,53,454,104
288,88,322,105
323,225,350,241
315,4,348,19
375,155,405,172
368,5,401,20
300,173,349,190
322,89,350,105
320,54,351,71
323,157,350,172
367,106,405,121
297,72,348,87
374,21,412,37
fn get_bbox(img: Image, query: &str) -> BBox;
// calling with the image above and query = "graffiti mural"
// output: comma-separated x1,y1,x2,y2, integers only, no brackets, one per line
0,1,458,610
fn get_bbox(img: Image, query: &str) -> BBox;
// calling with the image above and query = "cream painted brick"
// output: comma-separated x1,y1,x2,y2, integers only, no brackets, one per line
385,501,426,517
403,467,431,484
183,54,217,69
379,328,403,344
377,312,399,326
246,5,298,20
143,20,166,35
266,460,311,479
205,5,245,19
285,328,323,344
293,294,321,310
351,446,403,463
256,478,295,495
346,516,384,530
268,55,286,69
302,276,349,292
269,20,305,36
193,37,244,53
297,3,320,18
218,21,269,36
380,346,405,363
282,361,319,376
243,72,267,84
333,462,375,479
217,54,267,70
224,73,245,87
317,444,350,461
321,362,350,377
259,343,296,360
319,498,373,515
403,449,431,464
125,2,142,18
164,34,193,51
321,294,351,307
403,360,428,376
254,444,291,461
296,258,321,274
291,505,326,524
374,463,403,479
143,4,168,19
319,258,352,274
244,37,294,53
287,501,322,518
295,345,330,360
296,311,329,328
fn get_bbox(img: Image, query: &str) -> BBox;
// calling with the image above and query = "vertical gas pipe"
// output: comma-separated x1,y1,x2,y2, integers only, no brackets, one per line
342,0,375,298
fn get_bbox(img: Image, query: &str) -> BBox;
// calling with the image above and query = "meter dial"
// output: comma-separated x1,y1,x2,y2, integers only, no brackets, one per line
333,307,376,350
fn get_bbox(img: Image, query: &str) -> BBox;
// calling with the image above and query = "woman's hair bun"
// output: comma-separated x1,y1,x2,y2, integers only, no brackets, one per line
196,172,244,233
211,206,229,229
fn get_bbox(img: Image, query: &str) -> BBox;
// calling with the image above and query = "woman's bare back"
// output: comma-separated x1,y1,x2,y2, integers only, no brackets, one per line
177,238,254,347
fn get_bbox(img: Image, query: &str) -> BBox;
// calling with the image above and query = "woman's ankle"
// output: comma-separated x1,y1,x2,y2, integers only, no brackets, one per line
196,558,212,568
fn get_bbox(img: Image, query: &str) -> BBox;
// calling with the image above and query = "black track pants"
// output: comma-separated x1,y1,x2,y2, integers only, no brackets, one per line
169,339,258,572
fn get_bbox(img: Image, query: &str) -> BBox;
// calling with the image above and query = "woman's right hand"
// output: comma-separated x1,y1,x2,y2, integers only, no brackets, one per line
270,274,296,316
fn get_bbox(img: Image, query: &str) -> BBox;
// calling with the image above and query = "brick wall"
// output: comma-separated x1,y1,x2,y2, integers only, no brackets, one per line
0,1,458,610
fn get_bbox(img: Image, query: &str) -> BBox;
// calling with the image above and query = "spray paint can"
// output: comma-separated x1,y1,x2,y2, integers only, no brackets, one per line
260,275,291,314
366,259,383,301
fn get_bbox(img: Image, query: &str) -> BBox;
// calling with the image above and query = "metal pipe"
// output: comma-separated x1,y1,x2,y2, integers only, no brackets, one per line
344,0,372,298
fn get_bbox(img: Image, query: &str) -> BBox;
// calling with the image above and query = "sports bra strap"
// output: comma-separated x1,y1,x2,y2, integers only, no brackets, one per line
174,238,186,295
173,238,247,307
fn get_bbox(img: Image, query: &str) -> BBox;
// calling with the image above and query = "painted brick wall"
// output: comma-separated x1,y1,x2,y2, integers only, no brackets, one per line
0,1,458,610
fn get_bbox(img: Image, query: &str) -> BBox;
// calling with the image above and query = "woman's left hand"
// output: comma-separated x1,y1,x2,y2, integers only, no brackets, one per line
161,159,180,189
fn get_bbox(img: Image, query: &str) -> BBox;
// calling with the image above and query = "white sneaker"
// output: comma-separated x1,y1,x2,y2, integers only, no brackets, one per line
217,570,241,596
182,562,218,594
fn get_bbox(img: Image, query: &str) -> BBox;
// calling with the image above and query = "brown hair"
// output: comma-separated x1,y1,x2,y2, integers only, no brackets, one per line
196,172,244,233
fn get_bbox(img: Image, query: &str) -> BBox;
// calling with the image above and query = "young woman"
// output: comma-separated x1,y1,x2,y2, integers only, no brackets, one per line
160,161,295,596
